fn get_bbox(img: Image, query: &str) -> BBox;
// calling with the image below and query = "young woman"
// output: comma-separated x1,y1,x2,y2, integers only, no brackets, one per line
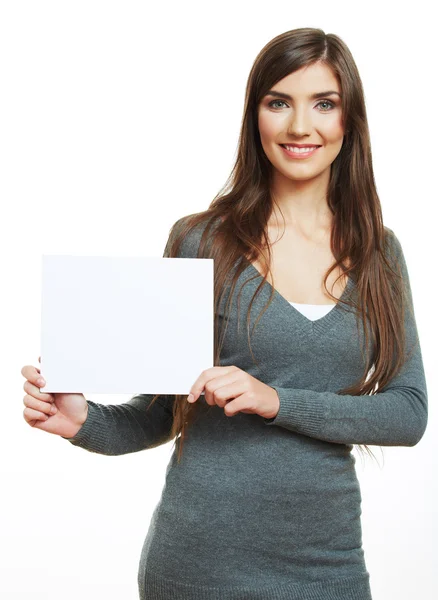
22,27,428,600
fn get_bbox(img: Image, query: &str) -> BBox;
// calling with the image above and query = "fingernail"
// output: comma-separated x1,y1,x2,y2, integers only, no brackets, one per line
187,394,194,403
38,378,45,386
50,405,57,414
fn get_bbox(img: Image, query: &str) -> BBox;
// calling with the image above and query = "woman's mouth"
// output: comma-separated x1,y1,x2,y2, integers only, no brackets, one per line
279,144,321,159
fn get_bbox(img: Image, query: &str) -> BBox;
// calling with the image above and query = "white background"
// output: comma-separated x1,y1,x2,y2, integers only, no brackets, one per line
1,1,436,599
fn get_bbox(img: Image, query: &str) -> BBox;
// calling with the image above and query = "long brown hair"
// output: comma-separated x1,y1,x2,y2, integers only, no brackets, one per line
144,27,417,465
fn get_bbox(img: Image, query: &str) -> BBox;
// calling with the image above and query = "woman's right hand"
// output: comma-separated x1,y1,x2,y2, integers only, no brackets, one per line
21,356,89,439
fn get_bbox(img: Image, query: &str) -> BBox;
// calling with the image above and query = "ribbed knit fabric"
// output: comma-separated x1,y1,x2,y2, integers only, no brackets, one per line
63,217,428,600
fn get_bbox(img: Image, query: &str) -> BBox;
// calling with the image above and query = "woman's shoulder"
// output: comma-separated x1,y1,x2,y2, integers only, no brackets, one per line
383,224,398,244
383,225,404,262
165,212,222,258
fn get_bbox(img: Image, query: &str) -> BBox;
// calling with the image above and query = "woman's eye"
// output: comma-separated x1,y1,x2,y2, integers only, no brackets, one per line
268,99,335,111
317,100,335,111
268,100,288,109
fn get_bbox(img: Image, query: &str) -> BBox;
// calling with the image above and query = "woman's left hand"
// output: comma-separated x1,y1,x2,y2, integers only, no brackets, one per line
187,366,280,419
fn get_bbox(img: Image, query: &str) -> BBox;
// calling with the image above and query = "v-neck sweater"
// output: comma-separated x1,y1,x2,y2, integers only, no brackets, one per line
63,217,428,600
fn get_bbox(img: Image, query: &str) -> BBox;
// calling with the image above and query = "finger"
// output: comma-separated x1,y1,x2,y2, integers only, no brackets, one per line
33,365,45,386
23,406,50,423
21,364,43,384
38,356,41,362
203,374,242,408
23,379,53,403
23,394,57,416
223,393,252,417
189,366,238,403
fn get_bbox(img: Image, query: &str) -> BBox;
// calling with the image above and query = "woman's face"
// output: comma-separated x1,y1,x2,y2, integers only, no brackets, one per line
257,63,345,182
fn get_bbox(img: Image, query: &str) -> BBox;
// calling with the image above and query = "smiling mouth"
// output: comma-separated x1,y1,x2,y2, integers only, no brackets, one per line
279,144,322,149
279,144,322,157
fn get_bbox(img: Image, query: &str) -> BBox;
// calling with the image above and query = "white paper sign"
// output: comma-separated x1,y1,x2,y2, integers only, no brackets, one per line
39,255,214,395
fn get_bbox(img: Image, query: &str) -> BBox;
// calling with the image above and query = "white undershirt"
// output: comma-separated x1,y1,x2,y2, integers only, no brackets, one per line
289,301,336,321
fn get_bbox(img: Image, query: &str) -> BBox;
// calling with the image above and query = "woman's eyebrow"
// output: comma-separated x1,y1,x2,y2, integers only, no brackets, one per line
265,90,342,100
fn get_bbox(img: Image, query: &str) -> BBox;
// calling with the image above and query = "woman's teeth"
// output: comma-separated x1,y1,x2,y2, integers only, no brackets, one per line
282,145,319,153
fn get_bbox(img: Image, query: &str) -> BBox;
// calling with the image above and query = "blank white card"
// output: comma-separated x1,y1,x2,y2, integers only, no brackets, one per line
39,255,214,395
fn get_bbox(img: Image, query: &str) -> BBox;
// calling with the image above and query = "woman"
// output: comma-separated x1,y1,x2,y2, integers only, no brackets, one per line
22,28,428,600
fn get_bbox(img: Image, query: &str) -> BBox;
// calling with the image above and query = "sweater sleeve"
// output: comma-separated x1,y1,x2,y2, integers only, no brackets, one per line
264,228,428,447
61,395,176,455
61,217,193,455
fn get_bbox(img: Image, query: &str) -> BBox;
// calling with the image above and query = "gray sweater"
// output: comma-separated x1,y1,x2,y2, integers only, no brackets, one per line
64,218,428,600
